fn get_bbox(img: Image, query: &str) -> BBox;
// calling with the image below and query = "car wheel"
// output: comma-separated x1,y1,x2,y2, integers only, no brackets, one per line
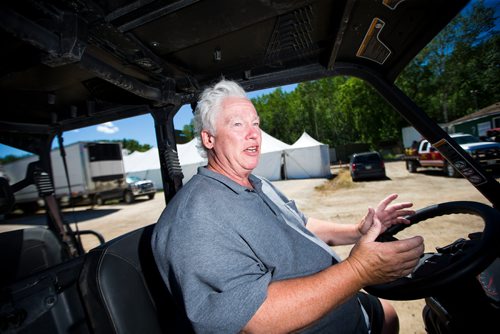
94,195,103,206
147,193,155,200
407,160,417,173
124,191,134,204
18,202,39,214
444,162,459,178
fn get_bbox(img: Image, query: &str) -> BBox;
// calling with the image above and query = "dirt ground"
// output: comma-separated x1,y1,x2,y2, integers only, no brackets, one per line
1,160,496,333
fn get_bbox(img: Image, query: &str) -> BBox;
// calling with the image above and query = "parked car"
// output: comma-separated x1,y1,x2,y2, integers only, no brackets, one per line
124,176,156,203
349,152,386,181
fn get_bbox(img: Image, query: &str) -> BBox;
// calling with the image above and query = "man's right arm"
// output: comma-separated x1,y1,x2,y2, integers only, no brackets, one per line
242,219,424,333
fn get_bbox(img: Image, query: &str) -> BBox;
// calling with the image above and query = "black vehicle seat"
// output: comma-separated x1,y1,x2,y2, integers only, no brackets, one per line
78,224,193,334
0,176,15,214
0,227,64,288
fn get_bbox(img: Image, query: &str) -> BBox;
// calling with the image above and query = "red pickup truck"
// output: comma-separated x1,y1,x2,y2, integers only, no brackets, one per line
404,133,500,177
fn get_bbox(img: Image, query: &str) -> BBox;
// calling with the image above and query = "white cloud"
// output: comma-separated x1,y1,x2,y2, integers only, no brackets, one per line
97,122,119,134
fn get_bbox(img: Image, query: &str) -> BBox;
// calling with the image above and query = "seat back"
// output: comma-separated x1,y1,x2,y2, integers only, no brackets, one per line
0,229,87,333
0,176,15,214
78,224,193,333
0,227,64,288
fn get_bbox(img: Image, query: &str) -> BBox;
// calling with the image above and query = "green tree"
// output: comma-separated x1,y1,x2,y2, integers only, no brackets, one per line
114,139,151,153
397,0,498,122
0,154,31,165
181,122,195,142
253,88,297,144
250,1,498,152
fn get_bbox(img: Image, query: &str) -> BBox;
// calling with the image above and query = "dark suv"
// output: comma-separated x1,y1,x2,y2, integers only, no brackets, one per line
349,152,386,181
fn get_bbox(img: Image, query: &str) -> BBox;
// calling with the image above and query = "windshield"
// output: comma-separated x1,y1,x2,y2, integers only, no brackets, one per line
453,135,481,145
126,176,141,183
353,154,381,163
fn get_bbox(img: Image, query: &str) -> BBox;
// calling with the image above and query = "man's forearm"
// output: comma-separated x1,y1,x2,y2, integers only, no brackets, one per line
306,217,361,246
242,260,364,333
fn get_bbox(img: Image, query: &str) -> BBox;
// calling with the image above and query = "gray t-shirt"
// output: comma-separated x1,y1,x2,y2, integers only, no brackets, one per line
152,167,368,333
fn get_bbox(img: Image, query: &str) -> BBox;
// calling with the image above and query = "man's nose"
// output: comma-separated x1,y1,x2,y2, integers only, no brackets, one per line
246,124,259,139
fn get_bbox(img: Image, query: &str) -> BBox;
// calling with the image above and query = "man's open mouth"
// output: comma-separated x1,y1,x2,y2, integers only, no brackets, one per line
245,146,258,153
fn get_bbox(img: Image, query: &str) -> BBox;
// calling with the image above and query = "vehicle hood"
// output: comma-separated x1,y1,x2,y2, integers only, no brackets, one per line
460,142,500,151
129,180,154,186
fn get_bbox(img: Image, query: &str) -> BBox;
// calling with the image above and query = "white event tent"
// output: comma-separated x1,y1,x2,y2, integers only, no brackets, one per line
122,149,163,188
124,131,330,188
284,132,331,179
176,138,207,184
253,131,291,181
123,131,291,188
123,139,207,188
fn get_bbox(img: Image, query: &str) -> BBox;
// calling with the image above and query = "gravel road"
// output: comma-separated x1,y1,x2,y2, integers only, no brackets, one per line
2,160,497,333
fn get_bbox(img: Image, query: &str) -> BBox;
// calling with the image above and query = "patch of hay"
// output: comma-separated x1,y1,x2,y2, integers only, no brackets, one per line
315,168,355,192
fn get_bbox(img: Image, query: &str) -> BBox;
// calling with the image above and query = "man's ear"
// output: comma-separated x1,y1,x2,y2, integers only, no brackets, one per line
201,130,215,149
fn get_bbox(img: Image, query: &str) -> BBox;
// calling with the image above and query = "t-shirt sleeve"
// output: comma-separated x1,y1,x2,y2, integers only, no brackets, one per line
165,215,272,334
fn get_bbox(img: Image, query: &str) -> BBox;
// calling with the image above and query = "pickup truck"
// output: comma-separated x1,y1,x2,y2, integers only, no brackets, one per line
124,176,156,204
404,133,500,177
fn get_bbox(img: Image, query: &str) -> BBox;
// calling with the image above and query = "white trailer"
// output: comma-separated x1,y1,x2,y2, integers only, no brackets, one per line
3,142,127,211
401,126,423,149
401,125,448,149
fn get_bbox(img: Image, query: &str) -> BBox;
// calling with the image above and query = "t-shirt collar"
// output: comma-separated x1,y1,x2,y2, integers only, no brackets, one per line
197,166,262,194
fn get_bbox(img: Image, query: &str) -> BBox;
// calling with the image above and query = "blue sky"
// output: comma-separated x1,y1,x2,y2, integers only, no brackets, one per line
0,84,297,158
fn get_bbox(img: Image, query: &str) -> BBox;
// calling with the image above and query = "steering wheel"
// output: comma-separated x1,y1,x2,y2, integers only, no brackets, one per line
363,201,500,300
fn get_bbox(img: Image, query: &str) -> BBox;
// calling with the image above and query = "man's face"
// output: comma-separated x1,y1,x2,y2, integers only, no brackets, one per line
202,97,261,181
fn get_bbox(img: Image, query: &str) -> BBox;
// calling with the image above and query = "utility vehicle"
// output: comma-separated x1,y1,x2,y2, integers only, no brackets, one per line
0,1,499,333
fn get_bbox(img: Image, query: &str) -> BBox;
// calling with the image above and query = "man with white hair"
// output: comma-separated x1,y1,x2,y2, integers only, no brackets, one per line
152,79,424,334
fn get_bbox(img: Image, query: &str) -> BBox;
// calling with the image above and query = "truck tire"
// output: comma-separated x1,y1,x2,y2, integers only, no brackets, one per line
407,160,418,173
147,193,155,200
94,195,103,206
124,191,135,204
444,162,460,178
18,202,39,214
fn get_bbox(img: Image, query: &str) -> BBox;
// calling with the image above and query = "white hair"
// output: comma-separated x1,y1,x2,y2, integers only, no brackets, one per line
193,79,248,157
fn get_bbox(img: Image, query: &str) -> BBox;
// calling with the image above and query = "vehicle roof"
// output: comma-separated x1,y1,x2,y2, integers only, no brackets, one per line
450,133,475,137
350,152,383,161
352,151,381,157
0,0,469,152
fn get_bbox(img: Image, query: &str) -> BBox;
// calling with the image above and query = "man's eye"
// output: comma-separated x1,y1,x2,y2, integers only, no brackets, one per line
253,122,260,127
234,122,242,126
